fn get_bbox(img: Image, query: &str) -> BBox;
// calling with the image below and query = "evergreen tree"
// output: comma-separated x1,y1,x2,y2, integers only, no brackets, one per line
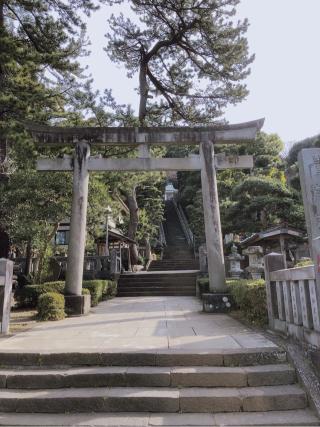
106,0,253,125
105,0,253,263
0,0,104,147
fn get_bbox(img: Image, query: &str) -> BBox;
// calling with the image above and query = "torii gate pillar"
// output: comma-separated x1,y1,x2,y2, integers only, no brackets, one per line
200,140,226,292
65,141,90,297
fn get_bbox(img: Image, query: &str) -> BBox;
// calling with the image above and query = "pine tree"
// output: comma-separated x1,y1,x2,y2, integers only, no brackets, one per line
106,0,253,125
105,0,253,263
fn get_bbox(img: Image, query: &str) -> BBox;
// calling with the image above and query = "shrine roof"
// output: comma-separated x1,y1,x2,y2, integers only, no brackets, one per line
240,225,305,247
26,119,264,146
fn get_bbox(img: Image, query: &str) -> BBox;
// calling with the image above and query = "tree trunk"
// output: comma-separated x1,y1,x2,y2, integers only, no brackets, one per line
36,223,59,283
144,235,152,270
138,61,148,125
25,240,33,276
0,1,4,28
126,187,139,266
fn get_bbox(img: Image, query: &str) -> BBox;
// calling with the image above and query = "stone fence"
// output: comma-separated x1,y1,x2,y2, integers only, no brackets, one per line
13,249,121,281
264,253,320,348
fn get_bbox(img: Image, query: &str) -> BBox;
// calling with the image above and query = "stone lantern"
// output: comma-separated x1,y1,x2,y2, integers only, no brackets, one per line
243,246,264,279
226,244,243,279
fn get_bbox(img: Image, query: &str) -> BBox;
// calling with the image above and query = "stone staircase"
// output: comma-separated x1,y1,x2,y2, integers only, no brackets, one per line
0,348,317,425
117,271,197,296
148,199,199,271
118,200,199,297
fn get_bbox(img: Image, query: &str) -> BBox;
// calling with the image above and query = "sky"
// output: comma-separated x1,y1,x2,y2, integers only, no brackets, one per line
82,0,320,146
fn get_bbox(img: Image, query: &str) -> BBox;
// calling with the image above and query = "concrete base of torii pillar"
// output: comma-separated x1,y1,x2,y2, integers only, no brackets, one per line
200,140,227,293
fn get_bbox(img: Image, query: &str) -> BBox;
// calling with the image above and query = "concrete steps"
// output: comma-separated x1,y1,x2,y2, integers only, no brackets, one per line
0,409,318,426
0,348,315,420
0,365,296,389
149,259,199,271
0,384,307,413
117,272,197,297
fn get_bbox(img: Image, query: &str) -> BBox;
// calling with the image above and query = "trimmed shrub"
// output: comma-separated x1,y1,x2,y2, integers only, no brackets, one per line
15,281,65,308
103,280,117,299
197,277,210,296
82,280,117,306
83,280,106,306
37,292,65,321
228,279,267,326
15,279,117,309
294,258,313,267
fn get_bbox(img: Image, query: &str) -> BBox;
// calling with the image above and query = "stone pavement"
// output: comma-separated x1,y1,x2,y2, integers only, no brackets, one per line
1,297,275,352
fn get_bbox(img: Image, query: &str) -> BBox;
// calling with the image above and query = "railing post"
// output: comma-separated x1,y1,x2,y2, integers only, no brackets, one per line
110,249,117,276
264,253,285,329
0,258,13,335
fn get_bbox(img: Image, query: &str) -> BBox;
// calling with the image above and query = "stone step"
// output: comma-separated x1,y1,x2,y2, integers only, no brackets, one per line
148,267,197,271
0,385,307,413
0,348,287,367
118,280,196,286
117,291,196,297
0,365,296,389
149,263,198,267
118,275,197,281
120,273,198,279
118,278,197,284
0,409,317,426
117,288,196,294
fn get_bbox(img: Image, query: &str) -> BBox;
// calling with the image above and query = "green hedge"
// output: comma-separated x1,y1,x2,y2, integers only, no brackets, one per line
83,280,117,306
15,280,117,309
228,279,267,326
197,276,267,326
37,292,65,321
15,281,65,308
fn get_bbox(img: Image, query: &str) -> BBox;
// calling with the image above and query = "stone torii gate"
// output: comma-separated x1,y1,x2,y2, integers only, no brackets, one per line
30,119,264,314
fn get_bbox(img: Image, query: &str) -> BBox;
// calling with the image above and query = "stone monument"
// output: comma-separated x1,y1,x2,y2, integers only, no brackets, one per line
0,258,13,335
298,149,320,331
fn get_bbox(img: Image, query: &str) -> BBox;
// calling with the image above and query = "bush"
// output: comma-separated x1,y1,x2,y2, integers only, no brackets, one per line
82,280,117,306
15,281,65,308
103,280,117,299
197,277,210,296
294,258,313,267
82,280,106,306
228,279,267,326
15,279,117,309
37,292,65,321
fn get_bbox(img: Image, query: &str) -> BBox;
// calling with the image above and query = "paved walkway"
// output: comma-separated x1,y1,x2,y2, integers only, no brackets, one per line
1,297,275,352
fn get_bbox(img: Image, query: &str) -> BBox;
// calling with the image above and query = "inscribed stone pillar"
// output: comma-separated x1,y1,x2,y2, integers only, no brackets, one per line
200,141,226,292
65,141,90,296
264,253,285,329
298,149,320,331
0,258,13,334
